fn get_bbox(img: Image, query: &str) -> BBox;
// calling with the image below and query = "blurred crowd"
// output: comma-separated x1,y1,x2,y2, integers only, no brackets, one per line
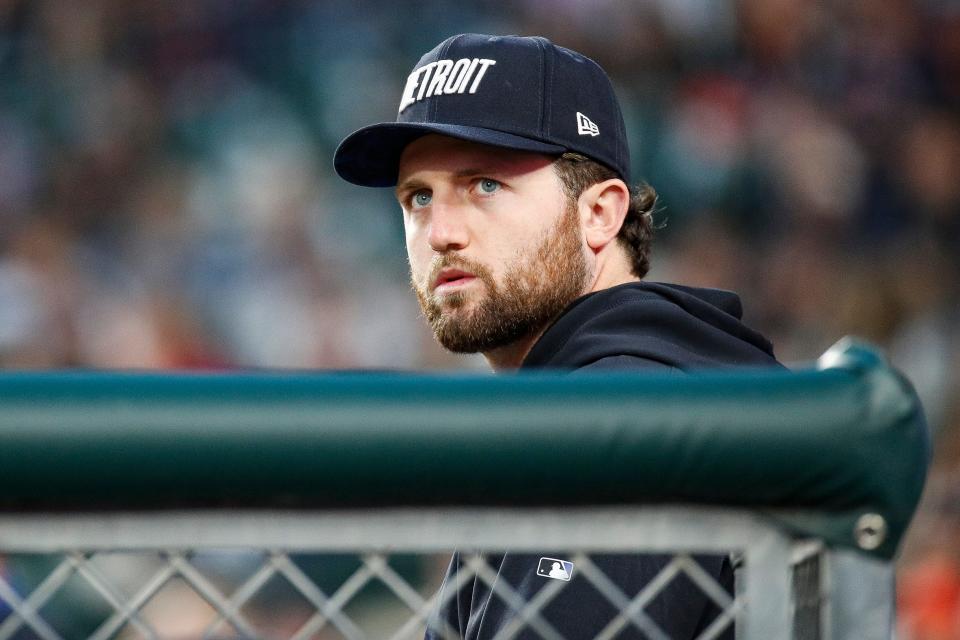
0,0,958,637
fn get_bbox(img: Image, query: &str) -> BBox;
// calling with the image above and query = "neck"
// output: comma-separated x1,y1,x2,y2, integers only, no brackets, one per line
482,331,544,372
588,250,640,294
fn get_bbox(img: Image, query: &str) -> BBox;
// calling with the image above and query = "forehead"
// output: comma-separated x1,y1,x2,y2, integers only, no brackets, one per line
397,134,557,184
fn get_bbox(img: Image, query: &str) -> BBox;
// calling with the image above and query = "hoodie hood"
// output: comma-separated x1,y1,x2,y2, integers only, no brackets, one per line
522,281,781,370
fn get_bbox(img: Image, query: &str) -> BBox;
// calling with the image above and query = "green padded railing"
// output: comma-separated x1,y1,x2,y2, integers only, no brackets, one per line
0,339,928,560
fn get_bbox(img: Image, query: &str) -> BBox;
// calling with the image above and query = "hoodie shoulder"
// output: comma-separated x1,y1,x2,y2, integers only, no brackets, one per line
522,282,782,370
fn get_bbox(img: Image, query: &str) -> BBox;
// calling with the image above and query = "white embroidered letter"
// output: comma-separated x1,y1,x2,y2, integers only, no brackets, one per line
444,58,472,94
456,58,480,93
399,64,430,113
468,59,496,93
425,60,453,98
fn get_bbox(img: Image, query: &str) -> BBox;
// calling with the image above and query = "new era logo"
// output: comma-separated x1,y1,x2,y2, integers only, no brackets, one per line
577,112,599,136
537,557,574,581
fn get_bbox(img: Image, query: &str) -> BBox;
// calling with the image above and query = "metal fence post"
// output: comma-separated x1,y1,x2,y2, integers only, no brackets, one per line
825,549,894,640
740,528,794,640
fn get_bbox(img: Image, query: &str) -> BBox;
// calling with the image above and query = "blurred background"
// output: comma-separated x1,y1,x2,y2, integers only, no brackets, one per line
0,0,957,637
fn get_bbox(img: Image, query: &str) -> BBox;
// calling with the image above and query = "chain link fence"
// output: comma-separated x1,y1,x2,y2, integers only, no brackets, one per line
1,550,749,640
0,507,891,640
1,549,445,640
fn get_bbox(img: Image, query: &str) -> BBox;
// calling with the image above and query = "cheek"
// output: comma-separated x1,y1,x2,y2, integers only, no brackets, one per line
404,225,429,279
506,196,566,248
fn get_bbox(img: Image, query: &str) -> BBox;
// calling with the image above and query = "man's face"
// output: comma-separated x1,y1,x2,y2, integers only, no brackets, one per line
396,134,590,354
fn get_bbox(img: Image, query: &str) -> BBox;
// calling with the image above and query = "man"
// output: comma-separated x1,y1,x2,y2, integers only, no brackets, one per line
335,33,781,640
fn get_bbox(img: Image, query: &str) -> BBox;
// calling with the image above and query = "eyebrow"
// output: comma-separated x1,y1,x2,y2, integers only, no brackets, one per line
452,167,492,178
395,167,497,201
396,165,509,195
395,178,429,201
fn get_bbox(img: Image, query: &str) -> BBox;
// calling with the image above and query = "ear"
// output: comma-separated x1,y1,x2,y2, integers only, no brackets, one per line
578,179,630,252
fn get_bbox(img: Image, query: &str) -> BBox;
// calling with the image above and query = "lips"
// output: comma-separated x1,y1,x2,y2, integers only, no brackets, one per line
433,268,476,292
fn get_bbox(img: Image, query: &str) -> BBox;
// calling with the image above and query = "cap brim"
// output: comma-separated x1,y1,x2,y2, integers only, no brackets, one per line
333,122,567,187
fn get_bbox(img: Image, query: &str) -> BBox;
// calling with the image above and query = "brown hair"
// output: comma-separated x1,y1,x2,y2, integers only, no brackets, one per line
552,152,656,278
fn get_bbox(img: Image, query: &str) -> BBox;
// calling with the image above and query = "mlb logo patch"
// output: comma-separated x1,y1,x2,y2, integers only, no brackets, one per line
537,557,574,581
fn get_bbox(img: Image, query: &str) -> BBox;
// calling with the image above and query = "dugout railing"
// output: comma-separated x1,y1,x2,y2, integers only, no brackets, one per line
0,339,929,640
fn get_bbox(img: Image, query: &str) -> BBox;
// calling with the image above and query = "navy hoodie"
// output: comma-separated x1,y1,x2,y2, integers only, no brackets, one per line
522,281,780,371
426,282,783,640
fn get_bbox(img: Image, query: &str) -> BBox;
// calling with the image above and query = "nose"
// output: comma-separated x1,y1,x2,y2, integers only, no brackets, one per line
427,200,469,253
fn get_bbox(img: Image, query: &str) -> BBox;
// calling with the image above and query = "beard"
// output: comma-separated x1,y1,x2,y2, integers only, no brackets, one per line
412,204,590,354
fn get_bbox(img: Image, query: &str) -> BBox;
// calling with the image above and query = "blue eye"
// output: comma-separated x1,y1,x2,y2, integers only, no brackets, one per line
478,179,501,194
412,191,432,208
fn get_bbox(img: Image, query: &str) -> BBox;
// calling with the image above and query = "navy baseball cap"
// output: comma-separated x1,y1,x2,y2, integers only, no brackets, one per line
333,33,631,187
